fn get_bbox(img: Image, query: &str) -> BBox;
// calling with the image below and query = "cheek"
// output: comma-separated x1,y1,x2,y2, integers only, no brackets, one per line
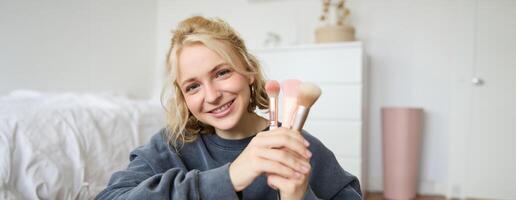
235,84,252,102
184,95,203,112
227,76,252,93
228,84,247,93
225,83,250,99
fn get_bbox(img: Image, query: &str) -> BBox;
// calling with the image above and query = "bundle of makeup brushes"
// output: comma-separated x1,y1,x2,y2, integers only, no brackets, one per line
265,80,321,200
265,79,322,132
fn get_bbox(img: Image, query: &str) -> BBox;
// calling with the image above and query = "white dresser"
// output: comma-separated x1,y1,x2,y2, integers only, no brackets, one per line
252,42,367,192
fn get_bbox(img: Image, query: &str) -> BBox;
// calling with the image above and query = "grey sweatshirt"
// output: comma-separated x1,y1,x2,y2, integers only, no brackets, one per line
95,128,362,200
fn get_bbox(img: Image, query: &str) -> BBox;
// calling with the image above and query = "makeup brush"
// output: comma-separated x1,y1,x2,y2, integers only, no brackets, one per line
291,82,322,132
281,79,301,128
265,80,282,200
265,80,280,130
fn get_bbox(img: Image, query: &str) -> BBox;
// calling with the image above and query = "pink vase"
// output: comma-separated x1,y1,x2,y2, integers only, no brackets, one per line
381,107,423,200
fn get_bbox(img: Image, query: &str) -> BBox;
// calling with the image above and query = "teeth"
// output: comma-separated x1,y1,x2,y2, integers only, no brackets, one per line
212,101,232,113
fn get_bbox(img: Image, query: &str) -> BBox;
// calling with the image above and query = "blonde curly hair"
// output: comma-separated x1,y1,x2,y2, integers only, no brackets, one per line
161,16,269,149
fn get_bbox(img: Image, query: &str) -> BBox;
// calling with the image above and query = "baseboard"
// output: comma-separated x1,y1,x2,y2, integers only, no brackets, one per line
367,176,447,196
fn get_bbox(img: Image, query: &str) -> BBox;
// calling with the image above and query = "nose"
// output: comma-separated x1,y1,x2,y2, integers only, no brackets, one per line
204,83,222,104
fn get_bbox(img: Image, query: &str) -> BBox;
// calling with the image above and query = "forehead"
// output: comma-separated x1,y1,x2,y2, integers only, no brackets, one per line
176,42,243,83
177,44,223,82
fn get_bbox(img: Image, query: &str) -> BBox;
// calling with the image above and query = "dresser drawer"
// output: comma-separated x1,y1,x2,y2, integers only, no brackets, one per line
254,45,363,83
309,84,362,120
303,121,362,157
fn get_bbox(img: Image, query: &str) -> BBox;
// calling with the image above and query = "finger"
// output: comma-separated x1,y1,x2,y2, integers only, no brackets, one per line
264,128,310,147
257,148,311,174
263,128,310,148
257,158,300,179
255,134,312,159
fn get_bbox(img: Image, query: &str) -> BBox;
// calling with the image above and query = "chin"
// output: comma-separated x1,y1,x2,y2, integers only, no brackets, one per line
210,116,239,131
213,112,249,133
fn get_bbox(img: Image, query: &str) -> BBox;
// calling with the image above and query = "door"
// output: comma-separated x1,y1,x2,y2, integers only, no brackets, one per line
464,0,516,199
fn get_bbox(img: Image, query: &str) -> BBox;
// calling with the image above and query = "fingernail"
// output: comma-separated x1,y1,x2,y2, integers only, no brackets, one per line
302,166,310,173
306,150,312,158
304,140,310,146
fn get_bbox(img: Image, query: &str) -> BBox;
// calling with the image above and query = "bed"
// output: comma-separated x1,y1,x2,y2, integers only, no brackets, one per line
0,90,165,199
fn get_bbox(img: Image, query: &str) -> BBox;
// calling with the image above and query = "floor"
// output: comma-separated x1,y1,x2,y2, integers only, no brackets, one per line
366,192,447,200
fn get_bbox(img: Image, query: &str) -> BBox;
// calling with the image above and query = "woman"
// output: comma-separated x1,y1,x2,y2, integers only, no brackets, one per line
96,16,361,200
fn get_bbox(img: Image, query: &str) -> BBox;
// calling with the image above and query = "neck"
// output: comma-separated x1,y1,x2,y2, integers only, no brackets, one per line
215,112,268,140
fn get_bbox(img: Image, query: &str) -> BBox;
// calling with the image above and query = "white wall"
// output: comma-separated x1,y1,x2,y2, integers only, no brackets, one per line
0,0,157,99
354,0,465,194
155,0,464,195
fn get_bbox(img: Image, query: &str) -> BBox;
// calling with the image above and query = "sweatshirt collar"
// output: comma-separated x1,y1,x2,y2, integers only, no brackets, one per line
203,126,270,150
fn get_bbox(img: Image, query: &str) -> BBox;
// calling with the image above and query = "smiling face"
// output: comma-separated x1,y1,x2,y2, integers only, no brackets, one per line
177,43,255,136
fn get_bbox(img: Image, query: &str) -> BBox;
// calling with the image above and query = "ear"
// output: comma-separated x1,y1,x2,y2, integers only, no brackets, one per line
248,75,255,85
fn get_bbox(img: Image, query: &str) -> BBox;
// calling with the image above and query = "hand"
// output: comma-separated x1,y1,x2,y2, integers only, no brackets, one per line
229,128,312,191
267,162,311,200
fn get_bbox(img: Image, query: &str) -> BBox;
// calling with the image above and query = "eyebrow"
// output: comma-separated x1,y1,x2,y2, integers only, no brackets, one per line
180,62,229,88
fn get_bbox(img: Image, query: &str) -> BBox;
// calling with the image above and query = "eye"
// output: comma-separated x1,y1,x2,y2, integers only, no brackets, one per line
185,83,200,93
215,68,232,78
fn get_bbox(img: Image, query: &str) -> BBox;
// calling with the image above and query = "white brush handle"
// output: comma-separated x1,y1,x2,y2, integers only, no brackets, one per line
292,106,309,132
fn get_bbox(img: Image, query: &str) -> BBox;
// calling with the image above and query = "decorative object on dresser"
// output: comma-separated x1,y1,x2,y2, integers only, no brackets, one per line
253,42,367,194
315,0,356,43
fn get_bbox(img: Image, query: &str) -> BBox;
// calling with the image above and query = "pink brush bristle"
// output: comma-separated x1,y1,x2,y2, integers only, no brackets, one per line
291,82,322,131
281,79,300,98
281,79,301,128
265,80,280,97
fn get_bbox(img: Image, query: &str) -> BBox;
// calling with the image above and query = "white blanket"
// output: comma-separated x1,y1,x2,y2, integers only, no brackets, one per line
0,90,165,199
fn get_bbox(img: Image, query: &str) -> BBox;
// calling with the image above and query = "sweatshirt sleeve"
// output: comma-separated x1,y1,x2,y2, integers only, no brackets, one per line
302,179,361,200
94,134,239,200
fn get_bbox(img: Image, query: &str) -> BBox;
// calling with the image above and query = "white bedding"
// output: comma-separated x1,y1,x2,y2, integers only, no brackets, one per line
0,90,165,199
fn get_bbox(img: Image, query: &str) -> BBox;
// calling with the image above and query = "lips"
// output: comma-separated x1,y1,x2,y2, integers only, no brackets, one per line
208,99,235,118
